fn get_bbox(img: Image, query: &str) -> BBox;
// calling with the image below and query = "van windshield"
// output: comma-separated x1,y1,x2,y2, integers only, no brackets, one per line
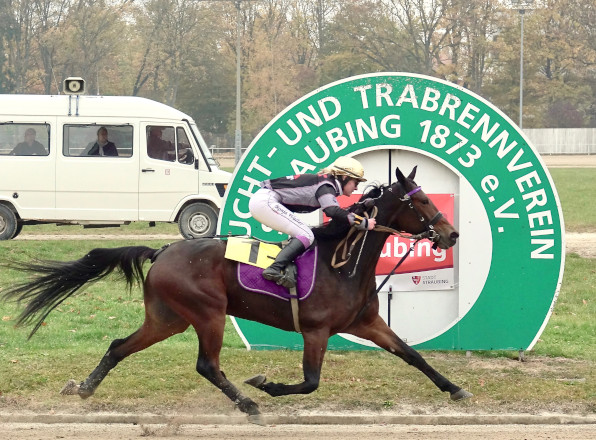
190,123,219,168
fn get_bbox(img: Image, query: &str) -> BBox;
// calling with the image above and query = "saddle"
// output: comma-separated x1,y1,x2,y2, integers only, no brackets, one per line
225,237,317,301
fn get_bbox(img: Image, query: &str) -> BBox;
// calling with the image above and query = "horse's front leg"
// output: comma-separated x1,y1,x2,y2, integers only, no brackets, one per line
347,315,472,401
193,318,261,418
245,329,328,397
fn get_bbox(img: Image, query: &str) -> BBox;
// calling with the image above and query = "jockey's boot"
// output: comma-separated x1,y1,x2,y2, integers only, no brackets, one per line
262,238,306,288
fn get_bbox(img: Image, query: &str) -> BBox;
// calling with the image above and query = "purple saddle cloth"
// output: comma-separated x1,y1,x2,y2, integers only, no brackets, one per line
237,246,318,301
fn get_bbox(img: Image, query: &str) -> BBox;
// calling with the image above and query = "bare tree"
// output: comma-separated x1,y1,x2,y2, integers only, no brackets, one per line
386,0,455,75
446,0,501,92
32,0,72,93
53,0,129,95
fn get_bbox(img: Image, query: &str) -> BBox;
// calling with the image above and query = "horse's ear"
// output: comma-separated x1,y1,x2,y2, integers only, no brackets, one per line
395,167,406,185
408,166,417,180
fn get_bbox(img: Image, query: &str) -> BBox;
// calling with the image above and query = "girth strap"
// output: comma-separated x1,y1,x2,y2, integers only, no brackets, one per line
289,286,301,333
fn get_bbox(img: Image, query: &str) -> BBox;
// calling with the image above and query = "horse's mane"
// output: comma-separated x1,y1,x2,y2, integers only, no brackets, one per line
312,183,388,241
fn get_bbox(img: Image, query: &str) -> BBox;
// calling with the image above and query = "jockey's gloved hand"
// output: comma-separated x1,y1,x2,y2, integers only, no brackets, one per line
364,218,376,230
352,215,376,231
356,218,369,230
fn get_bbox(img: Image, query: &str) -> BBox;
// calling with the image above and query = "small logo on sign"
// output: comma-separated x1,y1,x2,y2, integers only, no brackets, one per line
412,276,421,285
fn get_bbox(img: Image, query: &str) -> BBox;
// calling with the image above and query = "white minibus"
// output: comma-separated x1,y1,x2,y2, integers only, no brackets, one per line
0,90,231,240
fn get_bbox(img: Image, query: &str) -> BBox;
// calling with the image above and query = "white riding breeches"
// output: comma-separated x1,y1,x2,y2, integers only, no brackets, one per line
248,188,315,248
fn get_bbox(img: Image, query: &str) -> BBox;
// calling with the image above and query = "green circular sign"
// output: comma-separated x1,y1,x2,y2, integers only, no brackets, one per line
220,73,564,351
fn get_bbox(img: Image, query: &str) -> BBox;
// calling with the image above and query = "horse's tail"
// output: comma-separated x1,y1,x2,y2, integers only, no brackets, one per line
2,246,157,338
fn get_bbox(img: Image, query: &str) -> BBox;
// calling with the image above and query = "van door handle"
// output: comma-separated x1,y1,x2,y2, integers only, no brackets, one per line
142,168,155,173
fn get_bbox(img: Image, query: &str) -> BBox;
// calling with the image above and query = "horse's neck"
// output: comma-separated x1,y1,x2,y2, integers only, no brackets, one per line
319,230,389,281
360,231,391,276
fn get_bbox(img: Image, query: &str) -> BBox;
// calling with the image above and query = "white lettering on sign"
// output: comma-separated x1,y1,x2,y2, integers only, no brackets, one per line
276,96,342,144
493,198,519,219
222,74,563,352
250,82,557,260
380,238,447,262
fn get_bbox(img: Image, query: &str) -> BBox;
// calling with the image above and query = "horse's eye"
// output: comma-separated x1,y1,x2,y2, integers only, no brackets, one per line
422,199,430,205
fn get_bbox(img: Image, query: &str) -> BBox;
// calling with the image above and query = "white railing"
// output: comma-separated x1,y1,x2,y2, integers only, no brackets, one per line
210,129,596,156
524,128,596,155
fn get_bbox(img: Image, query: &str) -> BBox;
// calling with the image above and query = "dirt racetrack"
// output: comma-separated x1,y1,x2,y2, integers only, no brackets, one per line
540,154,596,168
3,421,596,440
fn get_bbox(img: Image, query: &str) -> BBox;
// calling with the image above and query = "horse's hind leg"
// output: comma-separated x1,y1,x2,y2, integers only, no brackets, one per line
62,300,189,399
347,315,473,401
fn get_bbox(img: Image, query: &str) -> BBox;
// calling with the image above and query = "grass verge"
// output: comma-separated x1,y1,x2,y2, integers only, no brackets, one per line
0,240,594,415
548,168,596,232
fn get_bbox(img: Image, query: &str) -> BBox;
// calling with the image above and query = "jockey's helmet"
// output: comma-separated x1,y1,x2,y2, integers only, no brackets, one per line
323,156,367,182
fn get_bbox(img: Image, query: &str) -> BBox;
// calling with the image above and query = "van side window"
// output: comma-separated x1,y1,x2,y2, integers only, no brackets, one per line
147,126,176,161
63,125,133,157
176,127,195,164
0,123,49,156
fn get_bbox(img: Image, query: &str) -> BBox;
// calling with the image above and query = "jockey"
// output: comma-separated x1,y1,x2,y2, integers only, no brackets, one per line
248,156,376,288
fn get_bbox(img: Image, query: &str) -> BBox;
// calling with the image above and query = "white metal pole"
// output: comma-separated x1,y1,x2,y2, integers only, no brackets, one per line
519,9,525,129
234,1,242,164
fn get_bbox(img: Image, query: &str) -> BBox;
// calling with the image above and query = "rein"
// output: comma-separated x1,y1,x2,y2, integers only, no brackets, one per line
330,213,372,269
331,182,444,271
374,239,418,295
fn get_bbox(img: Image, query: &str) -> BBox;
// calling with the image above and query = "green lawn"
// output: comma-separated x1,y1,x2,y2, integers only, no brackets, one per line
0,238,593,414
549,168,596,232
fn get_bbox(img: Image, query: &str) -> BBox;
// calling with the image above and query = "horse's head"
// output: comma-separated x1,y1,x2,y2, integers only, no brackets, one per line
368,166,459,250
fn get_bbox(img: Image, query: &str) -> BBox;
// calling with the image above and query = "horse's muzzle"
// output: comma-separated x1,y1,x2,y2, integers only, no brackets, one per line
447,231,459,247
435,230,459,249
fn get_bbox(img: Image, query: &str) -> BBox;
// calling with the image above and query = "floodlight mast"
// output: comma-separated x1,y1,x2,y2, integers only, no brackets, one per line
509,0,535,129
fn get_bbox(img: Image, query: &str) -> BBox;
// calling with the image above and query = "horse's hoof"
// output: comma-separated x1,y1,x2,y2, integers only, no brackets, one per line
244,374,267,388
248,414,267,426
60,379,80,396
236,396,260,417
78,387,94,399
451,388,473,401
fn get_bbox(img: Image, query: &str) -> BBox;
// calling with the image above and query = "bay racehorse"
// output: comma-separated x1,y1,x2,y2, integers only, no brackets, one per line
2,166,471,420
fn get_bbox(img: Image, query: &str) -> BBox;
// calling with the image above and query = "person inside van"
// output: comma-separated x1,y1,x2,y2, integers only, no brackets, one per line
86,126,118,156
147,126,175,161
11,128,47,156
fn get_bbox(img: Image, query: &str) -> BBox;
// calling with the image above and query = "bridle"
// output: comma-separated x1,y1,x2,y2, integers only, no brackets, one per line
361,182,444,245
384,182,444,245
331,181,444,271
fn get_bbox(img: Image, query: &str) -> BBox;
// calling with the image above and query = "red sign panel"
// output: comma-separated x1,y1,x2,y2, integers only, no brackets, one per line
329,193,455,276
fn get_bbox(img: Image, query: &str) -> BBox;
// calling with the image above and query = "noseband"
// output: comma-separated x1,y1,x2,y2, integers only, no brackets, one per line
393,184,444,244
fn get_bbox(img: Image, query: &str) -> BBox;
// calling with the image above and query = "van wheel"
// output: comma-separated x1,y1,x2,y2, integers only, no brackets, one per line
178,203,218,239
0,205,18,240
13,221,24,239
